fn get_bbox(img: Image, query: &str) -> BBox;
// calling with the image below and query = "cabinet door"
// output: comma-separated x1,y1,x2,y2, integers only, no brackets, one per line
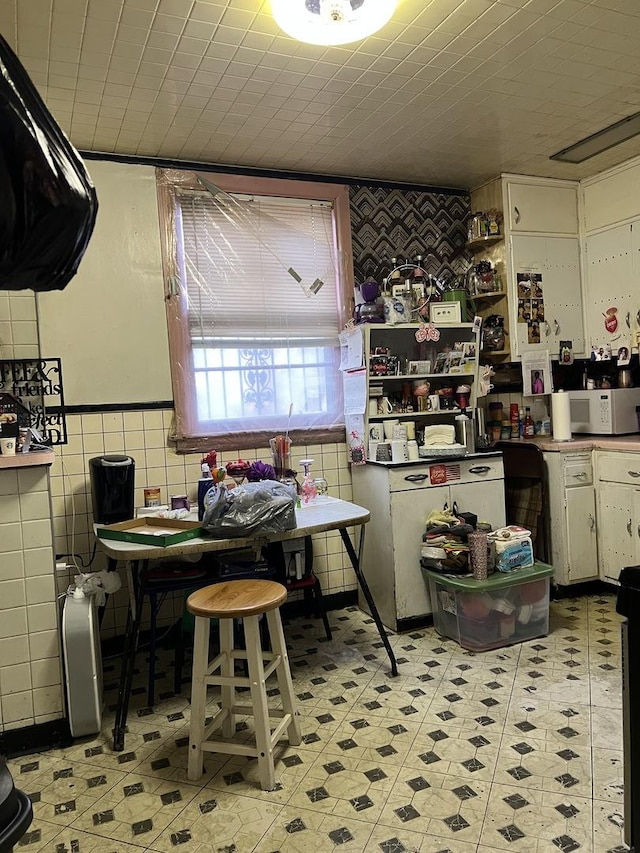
566,487,598,582
390,485,449,620
510,235,583,356
597,482,637,583
507,182,578,234
584,224,633,356
449,479,506,530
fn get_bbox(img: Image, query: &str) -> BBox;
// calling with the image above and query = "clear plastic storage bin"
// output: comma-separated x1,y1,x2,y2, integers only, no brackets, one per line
424,562,554,651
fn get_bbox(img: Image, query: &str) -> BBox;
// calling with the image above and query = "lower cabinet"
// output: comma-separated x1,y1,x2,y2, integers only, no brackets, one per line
352,455,505,632
544,451,598,585
595,451,640,584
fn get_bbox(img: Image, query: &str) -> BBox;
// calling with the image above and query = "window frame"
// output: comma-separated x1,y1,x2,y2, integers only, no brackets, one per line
156,168,355,453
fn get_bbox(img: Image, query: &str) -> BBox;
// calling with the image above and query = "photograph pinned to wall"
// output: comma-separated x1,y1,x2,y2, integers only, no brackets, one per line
522,349,552,397
528,321,541,344
531,299,544,322
559,340,574,365
462,341,476,360
517,299,530,323
617,341,631,366
591,343,612,361
447,353,463,373
433,353,449,374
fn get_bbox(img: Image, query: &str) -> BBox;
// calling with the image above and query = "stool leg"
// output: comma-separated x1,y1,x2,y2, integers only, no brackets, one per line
188,615,211,782
219,617,236,738
244,615,276,792
147,591,157,709
266,609,302,748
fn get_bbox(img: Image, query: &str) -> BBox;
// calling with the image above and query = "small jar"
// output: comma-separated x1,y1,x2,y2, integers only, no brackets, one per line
501,420,511,439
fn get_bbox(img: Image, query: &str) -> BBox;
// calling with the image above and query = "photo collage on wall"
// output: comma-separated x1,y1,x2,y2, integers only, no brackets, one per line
516,272,544,344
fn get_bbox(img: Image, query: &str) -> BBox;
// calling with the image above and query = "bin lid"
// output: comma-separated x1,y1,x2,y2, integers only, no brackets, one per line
423,560,554,591
616,565,640,617
90,455,133,467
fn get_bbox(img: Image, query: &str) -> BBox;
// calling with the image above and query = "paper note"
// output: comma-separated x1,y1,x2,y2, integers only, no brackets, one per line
343,368,367,415
339,327,364,371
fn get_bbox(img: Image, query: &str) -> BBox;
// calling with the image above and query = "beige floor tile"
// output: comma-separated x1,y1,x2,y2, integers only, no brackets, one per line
252,805,374,852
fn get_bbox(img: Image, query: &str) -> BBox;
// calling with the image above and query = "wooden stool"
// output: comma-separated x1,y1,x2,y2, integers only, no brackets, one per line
186,579,302,791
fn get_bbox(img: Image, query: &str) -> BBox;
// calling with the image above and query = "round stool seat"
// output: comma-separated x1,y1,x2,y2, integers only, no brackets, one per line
187,579,287,619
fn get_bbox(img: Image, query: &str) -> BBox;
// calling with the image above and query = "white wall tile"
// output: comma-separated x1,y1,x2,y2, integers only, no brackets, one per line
29,629,61,662
0,471,18,496
31,658,62,689
1,662,32,694
0,636,30,667
1,690,34,725
19,491,52,521
27,602,58,633
32,685,63,716
0,551,24,580
17,467,48,493
26,575,56,605
0,608,27,640
0,522,23,552
21,519,53,549
0,579,25,609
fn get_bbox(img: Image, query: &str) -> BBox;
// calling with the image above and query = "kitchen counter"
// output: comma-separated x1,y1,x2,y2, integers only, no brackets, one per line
498,435,640,453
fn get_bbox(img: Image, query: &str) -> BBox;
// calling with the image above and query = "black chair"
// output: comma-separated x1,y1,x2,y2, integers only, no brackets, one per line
495,441,549,563
0,760,33,853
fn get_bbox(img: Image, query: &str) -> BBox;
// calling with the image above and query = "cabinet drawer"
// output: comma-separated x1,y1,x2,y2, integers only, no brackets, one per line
564,462,592,487
388,457,504,492
596,452,640,485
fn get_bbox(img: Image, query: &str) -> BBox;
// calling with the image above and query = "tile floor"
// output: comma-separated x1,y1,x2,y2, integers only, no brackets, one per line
7,592,629,853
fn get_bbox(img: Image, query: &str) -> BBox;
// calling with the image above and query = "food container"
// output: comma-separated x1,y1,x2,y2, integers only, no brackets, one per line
424,562,554,651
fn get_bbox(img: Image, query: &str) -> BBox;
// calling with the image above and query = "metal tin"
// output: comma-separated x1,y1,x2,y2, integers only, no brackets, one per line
143,487,161,507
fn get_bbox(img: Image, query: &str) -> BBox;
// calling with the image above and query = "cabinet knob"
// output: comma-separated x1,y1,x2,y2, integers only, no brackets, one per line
573,471,587,479
468,466,490,474
514,206,521,225
589,514,595,531
628,471,640,478
628,518,633,535
404,474,428,482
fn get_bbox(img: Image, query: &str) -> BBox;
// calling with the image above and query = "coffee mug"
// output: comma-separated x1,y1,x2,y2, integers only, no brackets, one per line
378,397,394,415
368,398,380,417
401,421,416,440
0,437,16,456
407,440,420,461
427,394,440,412
369,424,383,441
392,424,408,440
368,441,380,460
383,419,399,440
391,439,409,463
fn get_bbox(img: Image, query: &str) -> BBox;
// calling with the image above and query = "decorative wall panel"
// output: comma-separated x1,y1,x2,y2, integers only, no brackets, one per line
350,185,471,285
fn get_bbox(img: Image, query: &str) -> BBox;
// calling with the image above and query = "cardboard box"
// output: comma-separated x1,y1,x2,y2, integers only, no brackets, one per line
96,517,203,547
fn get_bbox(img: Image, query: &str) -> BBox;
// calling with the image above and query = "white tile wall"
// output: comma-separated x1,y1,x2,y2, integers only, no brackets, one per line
51,408,356,639
0,465,62,732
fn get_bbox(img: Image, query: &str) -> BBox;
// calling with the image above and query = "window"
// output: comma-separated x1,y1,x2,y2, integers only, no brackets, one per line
157,170,354,452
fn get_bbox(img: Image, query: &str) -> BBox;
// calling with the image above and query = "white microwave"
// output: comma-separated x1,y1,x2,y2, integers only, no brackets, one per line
567,388,640,435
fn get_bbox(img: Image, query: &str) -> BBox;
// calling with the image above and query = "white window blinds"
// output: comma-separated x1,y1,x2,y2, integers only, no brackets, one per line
177,191,340,342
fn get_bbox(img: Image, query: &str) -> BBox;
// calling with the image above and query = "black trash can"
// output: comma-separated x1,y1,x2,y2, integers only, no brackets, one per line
616,565,640,851
0,759,33,852
89,455,135,524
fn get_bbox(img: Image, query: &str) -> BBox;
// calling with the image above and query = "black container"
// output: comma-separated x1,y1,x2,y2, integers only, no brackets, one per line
89,455,135,524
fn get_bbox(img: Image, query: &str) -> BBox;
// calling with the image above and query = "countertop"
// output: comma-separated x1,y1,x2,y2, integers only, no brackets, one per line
497,435,640,453
366,451,502,467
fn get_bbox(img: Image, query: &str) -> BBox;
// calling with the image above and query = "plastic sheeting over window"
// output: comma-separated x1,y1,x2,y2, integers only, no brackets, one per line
157,169,353,449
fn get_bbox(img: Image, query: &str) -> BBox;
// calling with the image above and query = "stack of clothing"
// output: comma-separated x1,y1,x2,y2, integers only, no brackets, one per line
420,508,474,574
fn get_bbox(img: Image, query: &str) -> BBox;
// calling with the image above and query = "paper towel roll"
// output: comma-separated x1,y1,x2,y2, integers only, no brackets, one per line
552,391,572,441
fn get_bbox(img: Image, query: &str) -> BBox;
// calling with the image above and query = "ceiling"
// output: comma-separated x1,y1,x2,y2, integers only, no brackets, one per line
4,0,640,190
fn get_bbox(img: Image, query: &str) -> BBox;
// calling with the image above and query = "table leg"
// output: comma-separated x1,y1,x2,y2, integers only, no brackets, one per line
113,558,146,751
339,526,398,677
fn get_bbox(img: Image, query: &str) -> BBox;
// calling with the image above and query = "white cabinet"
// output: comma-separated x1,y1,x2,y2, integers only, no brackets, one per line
510,234,584,357
583,222,640,354
470,175,583,360
352,455,505,631
595,451,640,584
507,181,578,235
544,451,598,586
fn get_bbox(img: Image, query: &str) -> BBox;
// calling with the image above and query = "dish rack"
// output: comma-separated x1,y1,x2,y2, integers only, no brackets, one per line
419,444,468,458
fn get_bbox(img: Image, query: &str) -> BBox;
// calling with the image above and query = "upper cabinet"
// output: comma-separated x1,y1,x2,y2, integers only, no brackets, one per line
470,175,583,360
507,181,578,235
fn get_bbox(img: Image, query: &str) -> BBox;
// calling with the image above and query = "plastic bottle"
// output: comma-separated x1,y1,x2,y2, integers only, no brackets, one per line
510,403,520,439
197,462,214,521
519,406,525,437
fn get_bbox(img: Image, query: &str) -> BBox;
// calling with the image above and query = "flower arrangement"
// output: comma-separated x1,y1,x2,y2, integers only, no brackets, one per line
246,460,276,482
201,449,218,470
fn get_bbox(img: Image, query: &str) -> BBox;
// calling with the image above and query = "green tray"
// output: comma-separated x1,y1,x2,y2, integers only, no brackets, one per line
97,517,203,547
423,560,554,591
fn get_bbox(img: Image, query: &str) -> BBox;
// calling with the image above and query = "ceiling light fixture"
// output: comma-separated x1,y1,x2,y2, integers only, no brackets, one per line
271,0,398,47
550,111,640,164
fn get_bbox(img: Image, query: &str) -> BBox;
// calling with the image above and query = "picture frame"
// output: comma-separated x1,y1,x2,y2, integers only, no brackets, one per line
430,302,461,324
462,341,477,360
433,353,448,374
408,359,432,375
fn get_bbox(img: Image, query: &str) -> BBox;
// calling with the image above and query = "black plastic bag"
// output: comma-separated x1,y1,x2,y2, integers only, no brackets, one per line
0,34,97,291
202,481,297,539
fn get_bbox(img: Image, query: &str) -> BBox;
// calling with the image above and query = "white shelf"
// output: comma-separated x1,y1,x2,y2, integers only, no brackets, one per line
371,371,476,381
369,409,465,420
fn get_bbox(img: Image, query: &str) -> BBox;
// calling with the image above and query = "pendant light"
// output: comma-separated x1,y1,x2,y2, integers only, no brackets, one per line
271,0,398,47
